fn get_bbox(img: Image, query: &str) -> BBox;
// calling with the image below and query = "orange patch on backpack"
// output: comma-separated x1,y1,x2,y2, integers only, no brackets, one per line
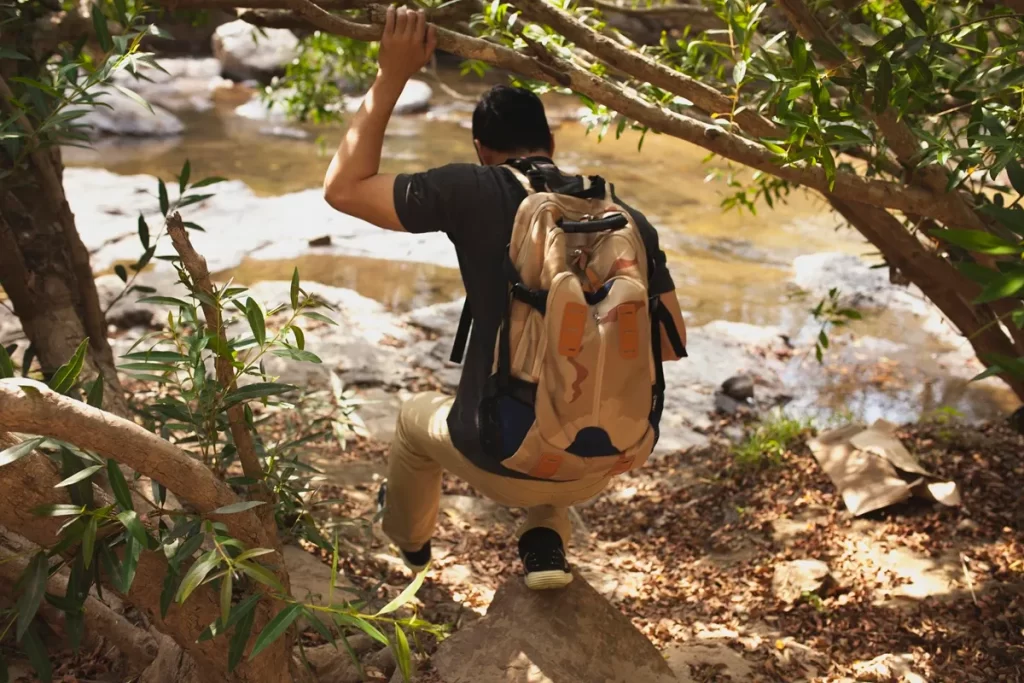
530,454,564,479
609,257,639,276
598,300,644,324
617,305,639,359
558,302,587,357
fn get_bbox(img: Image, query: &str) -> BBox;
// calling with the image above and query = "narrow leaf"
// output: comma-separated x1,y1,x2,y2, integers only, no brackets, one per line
220,572,234,624
1006,162,1024,197
31,504,84,517
0,437,44,468
248,603,303,660
236,560,285,593
272,348,321,364
395,624,413,682
302,311,338,326
899,0,929,32
119,534,143,592
176,550,221,603
21,624,51,683
376,565,429,616
117,510,149,546
229,604,257,672
245,298,266,346
106,460,134,511
16,552,50,640
55,464,103,488
48,338,89,394
293,326,305,351
334,613,389,645
874,60,892,114
158,179,169,216
212,501,266,515
114,264,128,282
86,376,104,408
974,272,1024,304
82,517,98,570
179,159,191,193
223,383,297,408
192,176,227,188
930,227,1021,255
290,268,300,309
138,215,150,249
0,344,13,378
91,3,113,52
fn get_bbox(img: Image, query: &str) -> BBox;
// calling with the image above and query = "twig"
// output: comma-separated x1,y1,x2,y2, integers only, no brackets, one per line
960,552,979,606
166,213,264,486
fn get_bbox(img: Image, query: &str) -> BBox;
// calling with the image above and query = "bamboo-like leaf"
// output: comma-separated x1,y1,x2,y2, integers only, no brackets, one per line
394,624,413,682
272,348,322,364
874,59,892,114
899,0,929,32
245,298,266,346
0,344,13,378
86,376,104,408
91,3,113,52
930,227,1021,255
290,268,300,309
236,560,285,592
106,460,134,511
48,338,89,394
138,215,150,249
0,437,44,468
248,603,303,660
16,552,50,641
176,550,221,603
20,624,51,683
234,548,275,563
117,510,149,546
376,564,429,616
158,179,169,216
223,383,297,408
179,159,192,193
55,464,103,489
228,602,257,672
192,176,227,188
212,501,265,515
220,572,234,624
119,533,143,593
114,264,128,282
82,516,98,570
334,613,389,645
974,272,1024,304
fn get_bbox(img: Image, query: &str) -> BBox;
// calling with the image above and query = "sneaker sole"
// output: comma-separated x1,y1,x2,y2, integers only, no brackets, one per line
402,558,429,573
525,570,573,591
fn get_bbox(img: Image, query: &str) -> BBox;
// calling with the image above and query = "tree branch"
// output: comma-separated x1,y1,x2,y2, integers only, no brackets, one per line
167,215,263,486
514,0,781,138
186,0,976,226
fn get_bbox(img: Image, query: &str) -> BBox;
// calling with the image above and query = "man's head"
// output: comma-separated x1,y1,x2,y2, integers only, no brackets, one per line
472,85,554,165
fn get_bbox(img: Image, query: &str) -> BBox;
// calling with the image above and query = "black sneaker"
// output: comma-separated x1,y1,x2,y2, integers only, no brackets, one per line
518,527,573,590
377,481,431,573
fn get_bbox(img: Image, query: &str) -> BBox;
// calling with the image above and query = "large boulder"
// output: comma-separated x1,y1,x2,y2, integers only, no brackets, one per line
428,573,683,683
111,57,227,112
212,20,300,81
345,79,433,115
73,85,184,137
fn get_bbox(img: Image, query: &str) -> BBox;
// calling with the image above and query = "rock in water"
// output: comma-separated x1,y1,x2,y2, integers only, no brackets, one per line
111,57,225,112
73,86,184,138
212,20,299,81
722,374,755,402
345,79,433,115
771,559,834,604
430,573,680,683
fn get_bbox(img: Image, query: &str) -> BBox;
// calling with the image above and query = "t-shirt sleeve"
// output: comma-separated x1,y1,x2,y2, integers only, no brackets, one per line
393,163,500,238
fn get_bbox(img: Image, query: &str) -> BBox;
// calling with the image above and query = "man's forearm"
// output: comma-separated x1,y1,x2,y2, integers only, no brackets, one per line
324,72,405,197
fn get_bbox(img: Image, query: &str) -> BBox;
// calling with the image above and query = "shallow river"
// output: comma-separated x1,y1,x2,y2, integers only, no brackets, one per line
64,90,1019,423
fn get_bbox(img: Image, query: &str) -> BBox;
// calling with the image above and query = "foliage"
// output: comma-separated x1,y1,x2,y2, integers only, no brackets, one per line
808,287,863,363
0,163,440,682
733,410,811,467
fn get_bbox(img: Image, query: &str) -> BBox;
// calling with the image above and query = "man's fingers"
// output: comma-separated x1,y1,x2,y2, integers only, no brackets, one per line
394,6,408,36
384,4,395,36
413,9,426,40
425,23,437,57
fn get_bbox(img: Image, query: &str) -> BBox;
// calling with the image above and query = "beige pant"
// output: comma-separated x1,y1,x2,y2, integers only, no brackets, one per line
382,392,613,551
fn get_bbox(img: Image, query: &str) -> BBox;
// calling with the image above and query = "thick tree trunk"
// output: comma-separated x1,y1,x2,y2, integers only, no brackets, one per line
0,147,129,415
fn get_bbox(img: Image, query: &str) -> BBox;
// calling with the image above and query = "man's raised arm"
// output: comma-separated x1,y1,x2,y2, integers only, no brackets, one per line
322,6,436,231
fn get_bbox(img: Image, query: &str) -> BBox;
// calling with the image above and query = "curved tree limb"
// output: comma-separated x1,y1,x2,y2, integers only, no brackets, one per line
177,0,978,227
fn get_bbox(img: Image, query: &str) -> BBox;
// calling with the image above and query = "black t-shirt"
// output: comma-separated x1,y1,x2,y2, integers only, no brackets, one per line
393,159,675,475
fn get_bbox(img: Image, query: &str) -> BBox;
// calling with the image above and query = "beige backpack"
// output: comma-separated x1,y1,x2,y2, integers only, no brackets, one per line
450,159,685,482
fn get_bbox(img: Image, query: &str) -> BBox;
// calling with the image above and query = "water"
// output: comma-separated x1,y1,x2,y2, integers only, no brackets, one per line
64,88,1019,421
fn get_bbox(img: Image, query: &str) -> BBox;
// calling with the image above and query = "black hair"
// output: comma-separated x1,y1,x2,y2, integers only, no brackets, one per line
471,85,552,155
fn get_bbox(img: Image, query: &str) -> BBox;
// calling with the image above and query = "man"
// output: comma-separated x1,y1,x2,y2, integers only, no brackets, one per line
323,7,686,589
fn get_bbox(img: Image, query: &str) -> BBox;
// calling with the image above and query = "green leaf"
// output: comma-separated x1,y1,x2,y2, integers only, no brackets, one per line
980,205,1024,237
272,348,322,364
86,376,104,408
176,550,221,603
302,311,338,326
874,60,892,114
930,228,1021,255
292,326,306,351
248,603,303,660
119,533,143,593
376,564,429,616
245,298,266,346
974,272,1024,304
171,532,206,570
234,548,275,563
158,179,169,216
114,264,128,282
818,330,830,349
0,344,13,378
55,464,103,489
825,124,872,145
112,0,128,23
236,560,285,593
107,460,134,511
91,3,113,52
122,350,189,362
334,613,389,645
229,602,258,672
212,501,266,515
82,516,98,570
32,503,84,518
220,572,234,624
138,215,150,249
290,268,300,309
0,47,29,60
117,510,149,546
1012,309,1024,330
810,39,846,65
200,592,261,641
21,624,51,683
179,160,192,194
223,383,297,408
0,437,44,468
48,338,89,394
899,0,928,32
394,624,413,682
192,176,227,188
16,552,50,640
1006,162,1024,197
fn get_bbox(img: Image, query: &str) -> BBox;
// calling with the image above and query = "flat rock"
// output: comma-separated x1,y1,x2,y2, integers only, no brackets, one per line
663,642,755,682
112,57,226,112
430,573,683,683
851,653,929,683
212,20,299,81
772,559,833,604
72,85,184,137
283,545,358,629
